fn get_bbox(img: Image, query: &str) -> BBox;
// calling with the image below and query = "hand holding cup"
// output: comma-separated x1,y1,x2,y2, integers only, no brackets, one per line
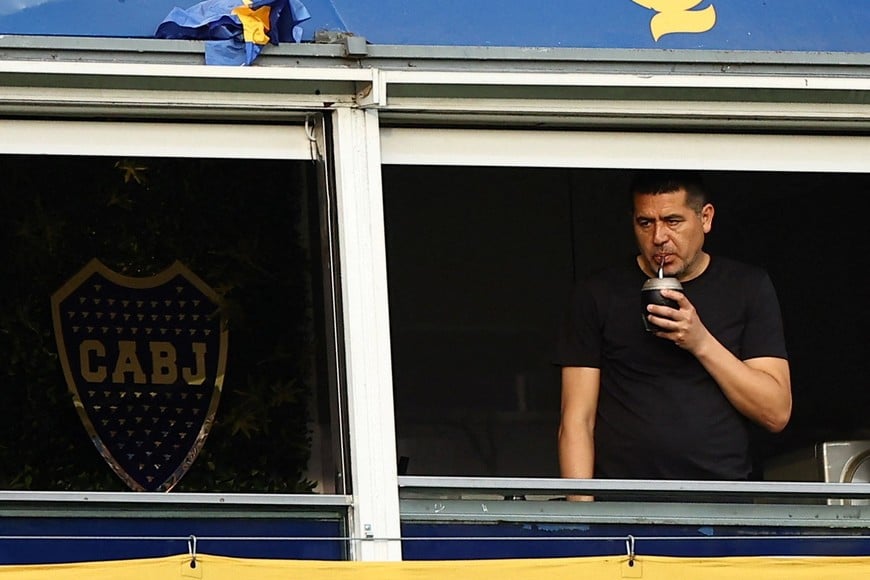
641,276,683,332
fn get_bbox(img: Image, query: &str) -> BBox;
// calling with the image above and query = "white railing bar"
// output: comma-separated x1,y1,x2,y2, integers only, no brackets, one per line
398,476,870,498
0,491,352,506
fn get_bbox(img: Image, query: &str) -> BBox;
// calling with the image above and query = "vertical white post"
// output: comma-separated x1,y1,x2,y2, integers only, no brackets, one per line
330,106,402,561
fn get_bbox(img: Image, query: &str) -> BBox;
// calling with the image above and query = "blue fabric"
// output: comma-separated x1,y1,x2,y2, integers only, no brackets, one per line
155,0,311,66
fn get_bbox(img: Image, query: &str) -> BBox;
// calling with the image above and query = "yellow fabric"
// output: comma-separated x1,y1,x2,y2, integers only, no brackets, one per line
1,553,869,579
231,5,272,44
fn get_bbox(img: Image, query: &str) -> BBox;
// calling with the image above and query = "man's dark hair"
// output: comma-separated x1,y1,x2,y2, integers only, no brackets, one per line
628,170,709,212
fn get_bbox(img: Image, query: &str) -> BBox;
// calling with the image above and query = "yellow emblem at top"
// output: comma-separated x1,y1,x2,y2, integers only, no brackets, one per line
632,0,717,41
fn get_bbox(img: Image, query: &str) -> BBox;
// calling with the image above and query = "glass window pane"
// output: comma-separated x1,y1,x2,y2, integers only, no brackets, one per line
0,154,336,492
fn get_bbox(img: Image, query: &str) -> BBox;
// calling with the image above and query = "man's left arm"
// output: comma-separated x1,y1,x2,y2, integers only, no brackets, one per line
694,349,790,433
652,288,792,432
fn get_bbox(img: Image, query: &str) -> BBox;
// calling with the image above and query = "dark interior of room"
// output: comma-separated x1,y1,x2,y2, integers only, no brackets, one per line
383,166,870,479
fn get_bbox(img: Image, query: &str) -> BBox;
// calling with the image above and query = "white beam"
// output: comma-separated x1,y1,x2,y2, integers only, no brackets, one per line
380,128,870,173
0,120,311,159
0,60,373,82
330,107,402,561
381,68,870,91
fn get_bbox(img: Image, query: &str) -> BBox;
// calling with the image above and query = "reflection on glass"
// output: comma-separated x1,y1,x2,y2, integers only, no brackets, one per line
0,155,328,492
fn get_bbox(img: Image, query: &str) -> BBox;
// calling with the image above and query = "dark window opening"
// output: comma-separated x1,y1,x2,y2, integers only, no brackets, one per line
383,166,870,482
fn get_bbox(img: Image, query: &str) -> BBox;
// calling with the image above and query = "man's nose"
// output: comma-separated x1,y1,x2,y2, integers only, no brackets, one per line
652,222,669,245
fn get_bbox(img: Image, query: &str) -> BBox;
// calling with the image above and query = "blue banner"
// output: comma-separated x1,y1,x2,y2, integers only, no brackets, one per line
0,0,343,43
0,0,866,53
328,0,869,52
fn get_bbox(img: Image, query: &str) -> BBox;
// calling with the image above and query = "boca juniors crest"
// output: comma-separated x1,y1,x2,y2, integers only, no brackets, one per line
51,259,228,492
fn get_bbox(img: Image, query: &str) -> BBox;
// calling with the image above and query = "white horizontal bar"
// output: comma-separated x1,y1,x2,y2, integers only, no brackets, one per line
399,476,870,498
381,98,868,120
0,490,351,506
381,128,870,172
0,120,311,159
1,534,866,542
0,60,374,82
382,69,870,91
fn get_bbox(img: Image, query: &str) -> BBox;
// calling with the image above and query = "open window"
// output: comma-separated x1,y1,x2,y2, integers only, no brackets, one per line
381,128,870,485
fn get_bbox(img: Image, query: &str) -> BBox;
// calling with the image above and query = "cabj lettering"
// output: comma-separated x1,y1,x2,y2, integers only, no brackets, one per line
631,0,717,41
79,339,208,385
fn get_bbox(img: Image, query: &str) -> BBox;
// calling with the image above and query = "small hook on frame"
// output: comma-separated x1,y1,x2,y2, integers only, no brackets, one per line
625,534,636,567
188,534,198,569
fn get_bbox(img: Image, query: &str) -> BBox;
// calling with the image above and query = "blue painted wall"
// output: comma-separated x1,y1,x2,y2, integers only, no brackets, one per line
330,0,869,52
402,522,870,559
0,516,346,564
0,0,345,41
0,1,866,53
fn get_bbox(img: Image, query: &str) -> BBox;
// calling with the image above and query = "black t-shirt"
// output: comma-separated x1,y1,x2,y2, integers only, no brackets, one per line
554,256,788,480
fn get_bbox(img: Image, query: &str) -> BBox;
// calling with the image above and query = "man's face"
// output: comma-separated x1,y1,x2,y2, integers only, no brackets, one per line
632,188,713,281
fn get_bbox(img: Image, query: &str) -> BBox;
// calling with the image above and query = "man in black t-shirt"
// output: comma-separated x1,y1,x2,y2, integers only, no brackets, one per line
555,171,792,499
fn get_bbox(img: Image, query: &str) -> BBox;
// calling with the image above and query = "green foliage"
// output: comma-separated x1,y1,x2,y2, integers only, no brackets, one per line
0,155,319,492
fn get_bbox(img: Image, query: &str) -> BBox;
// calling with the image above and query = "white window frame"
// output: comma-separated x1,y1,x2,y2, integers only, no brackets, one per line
380,128,870,172
374,121,869,512
0,119,312,159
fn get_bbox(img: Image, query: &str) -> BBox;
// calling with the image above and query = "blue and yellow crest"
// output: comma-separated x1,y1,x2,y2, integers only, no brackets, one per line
51,260,228,492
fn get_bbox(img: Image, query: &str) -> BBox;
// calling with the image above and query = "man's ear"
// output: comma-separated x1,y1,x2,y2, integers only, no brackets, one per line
701,203,714,233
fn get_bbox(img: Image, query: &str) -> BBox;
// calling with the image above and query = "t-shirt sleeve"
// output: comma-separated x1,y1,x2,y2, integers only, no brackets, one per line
742,271,789,360
553,280,603,368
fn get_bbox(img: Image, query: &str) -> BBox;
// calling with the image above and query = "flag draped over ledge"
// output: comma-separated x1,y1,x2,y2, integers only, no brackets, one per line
155,0,311,66
2,553,870,579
